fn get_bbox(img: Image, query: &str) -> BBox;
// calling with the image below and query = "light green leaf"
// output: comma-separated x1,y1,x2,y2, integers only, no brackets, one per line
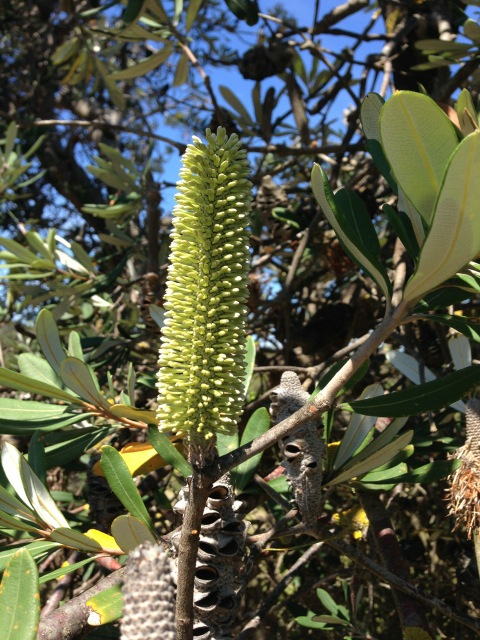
404,131,480,303
333,384,383,470
24,231,53,261
50,528,103,552
109,404,157,424
0,237,38,264
149,304,165,329
101,446,155,532
326,431,413,487
68,331,84,361
311,164,391,301
0,541,60,573
35,309,67,375
0,510,41,533
0,485,37,522
0,548,40,640
39,555,97,585
243,335,255,397
379,91,458,225
343,365,480,417
86,584,123,626
111,514,156,553
59,357,108,408
17,354,62,388
3,122,18,162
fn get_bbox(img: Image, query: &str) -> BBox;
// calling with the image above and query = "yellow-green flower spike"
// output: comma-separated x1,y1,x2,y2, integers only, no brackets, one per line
156,127,252,440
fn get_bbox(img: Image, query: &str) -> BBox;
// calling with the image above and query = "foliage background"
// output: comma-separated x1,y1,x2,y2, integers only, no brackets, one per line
1,0,480,638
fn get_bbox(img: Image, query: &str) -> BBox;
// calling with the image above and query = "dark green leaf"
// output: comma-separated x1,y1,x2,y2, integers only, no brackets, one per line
395,458,461,483
343,365,480,417
334,189,382,265
421,313,480,343
27,433,46,485
147,425,192,476
101,446,155,531
232,408,269,490
50,528,103,552
383,204,420,262
0,541,59,573
39,555,97,584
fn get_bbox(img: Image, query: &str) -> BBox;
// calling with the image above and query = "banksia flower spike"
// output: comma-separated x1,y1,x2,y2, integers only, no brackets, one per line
446,399,480,540
156,127,252,444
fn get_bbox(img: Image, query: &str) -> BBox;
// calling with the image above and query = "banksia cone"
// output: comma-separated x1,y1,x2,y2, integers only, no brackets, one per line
270,371,326,526
446,398,480,539
156,127,252,440
121,542,176,640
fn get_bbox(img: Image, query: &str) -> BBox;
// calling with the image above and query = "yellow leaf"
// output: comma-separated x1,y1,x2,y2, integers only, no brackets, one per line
84,529,123,553
93,441,181,477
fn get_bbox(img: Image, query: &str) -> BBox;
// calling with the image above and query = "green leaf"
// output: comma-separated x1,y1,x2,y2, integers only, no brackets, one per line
86,584,123,626
185,0,202,30
333,384,383,470
123,0,144,23
173,51,189,87
311,164,391,301
1,442,69,529
149,304,165,329
27,432,46,485
383,203,420,261
43,427,111,468
216,431,239,457
448,334,472,370
316,587,339,615
59,357,108,408
35,309,67,375
100,446,155,531
0,548,40,640
334,189,383,264
404,131,480,304
243,335,255,397
232,407,269,490
296,612,332,629
111,514,156,553
396,459,461,483
326,431,413,487
312,615,349,626
110,45,172,80
0,237,38,265
379,91,458,225
39,555,97,585
422,313,480,343
50,528,103,552
219,85,253,124
360,93,398,192
17,354,62,389
147,425,192,476
0,509,41,533
0,541,60,573
343,365,480,417
24,231,53,261
68,331,85,360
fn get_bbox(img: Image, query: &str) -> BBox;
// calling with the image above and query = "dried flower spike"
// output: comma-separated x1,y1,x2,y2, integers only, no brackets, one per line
446,398,480,539
156,128,252,439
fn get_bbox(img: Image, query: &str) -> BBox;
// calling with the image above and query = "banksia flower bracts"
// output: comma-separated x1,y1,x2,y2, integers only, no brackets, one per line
156,128,252,440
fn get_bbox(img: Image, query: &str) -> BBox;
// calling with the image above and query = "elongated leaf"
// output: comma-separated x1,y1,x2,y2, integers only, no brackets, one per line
360,460,409,483
0,509,41,532
334,384,383,470
100,446,155,531
17,354,62,388
311,164,391,300
0,398,76,423
334,190,382,263
108,404,156,424
59,357,107,408
43,427,111,468
111,46,172,81
111,514,156,553
232,408,270,490
0,237,38,264
386,349,466,413
100,441,166,477
339,417,408,472
0,541,60,573
149,304,165,329
50,527,103,552
243,335,255,397
185,0,202,30
0,548,39,640
326,431,413,487
173,51,189,87
424,313,480,343
404,131,480,304
448,334,472,371
35,309,67,374
219,85,253,123
0,485,37,522
397,190,425,248
343,365,480,417
147,425,192,476
39,555,97,585
379,91,458,225
24,231,53,261
86,584,123,626
27,432,46,485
